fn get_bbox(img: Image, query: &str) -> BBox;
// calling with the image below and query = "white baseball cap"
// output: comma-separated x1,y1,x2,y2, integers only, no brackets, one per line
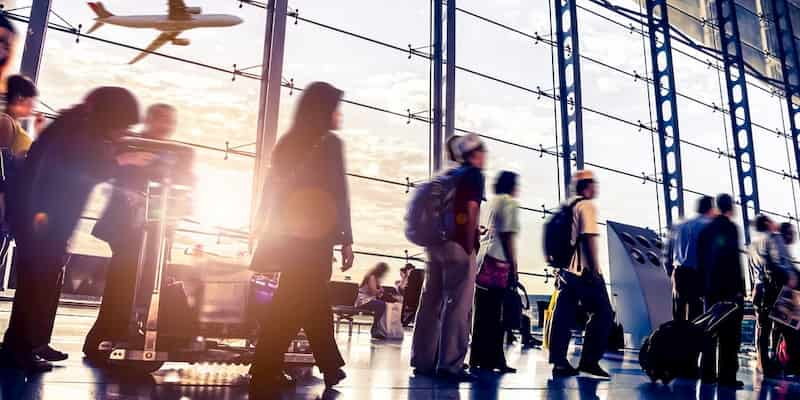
456,133,485,157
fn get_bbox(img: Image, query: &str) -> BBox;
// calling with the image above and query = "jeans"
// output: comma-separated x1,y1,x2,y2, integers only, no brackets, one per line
673,266,705,321
548,271,613,367
358,299,387,338
411,241,476,374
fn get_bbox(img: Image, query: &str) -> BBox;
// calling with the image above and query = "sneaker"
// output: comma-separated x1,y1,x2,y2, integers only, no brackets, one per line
437,370,478,382
578,363,610,378
33,345,68,362
324,368,346,388
552,363,580,377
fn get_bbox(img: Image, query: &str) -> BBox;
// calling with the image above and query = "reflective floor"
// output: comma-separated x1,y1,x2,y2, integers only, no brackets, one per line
1,302,799,399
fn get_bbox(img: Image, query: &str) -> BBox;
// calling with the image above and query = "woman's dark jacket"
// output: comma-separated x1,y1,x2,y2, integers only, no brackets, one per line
259,132,352,248
7,108,115,250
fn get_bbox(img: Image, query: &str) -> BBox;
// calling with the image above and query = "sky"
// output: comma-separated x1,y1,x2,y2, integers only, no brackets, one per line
2,0,800,295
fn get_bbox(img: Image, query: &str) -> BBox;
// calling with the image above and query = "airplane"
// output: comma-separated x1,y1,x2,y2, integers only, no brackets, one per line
87,1,243,64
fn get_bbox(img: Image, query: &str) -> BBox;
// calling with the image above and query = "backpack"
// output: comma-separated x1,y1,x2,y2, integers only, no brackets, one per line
543,198,583,269
405,166,469,247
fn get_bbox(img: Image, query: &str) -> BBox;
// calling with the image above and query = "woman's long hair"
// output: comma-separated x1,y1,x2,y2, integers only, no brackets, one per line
361,262,389,288
271,82,343,169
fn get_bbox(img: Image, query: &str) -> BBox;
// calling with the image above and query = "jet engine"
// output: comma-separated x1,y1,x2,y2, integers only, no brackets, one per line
172,38,191,46
185,7,202,14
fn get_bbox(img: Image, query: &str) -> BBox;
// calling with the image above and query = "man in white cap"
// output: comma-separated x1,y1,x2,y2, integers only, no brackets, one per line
411,133,486,382
548,170,613,378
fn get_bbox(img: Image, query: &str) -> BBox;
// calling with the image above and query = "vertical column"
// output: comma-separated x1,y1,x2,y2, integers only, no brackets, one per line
20,0,52,83
554,0,584,194
645,0,685,228
432,0,444,172
771,0,800,198
444,0,456,142
251,0,288,229
714,0,760,244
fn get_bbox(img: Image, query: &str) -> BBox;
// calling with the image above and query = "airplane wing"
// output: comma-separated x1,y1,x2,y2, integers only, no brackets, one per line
168,0,191,20
129,31,181,64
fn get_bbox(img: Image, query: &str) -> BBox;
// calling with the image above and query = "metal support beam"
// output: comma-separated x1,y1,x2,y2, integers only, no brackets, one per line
645,0,685,228
771,0,800,198
432,0,444,172
714,0,760,244
19,0,52,83
251,0,288,229
554,0,584,194
444,0,456,143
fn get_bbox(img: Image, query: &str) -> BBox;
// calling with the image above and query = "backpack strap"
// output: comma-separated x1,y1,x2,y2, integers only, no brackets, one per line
567,197,585,274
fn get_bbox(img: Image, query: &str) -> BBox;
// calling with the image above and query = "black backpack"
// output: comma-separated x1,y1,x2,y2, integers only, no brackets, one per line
543,199,583,269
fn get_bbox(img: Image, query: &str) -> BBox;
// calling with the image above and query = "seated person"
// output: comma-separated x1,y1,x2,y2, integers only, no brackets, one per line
396,263,415,297
355,262,393,339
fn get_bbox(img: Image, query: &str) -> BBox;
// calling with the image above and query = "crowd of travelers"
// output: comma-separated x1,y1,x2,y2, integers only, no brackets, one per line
0,10,797,397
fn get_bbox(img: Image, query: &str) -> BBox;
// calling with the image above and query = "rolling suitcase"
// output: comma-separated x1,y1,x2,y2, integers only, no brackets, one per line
639,301,740,384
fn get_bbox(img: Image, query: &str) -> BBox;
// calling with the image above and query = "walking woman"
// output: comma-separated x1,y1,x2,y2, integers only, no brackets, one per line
355,262,391,339
249,82,354,391
470,171,520,374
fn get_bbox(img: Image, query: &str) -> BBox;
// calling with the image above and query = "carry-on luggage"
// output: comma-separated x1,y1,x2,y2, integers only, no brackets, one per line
639,301,740,384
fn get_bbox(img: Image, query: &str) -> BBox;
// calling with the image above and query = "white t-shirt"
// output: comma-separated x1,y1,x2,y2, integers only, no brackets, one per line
481,194,521,262
568,196,600,276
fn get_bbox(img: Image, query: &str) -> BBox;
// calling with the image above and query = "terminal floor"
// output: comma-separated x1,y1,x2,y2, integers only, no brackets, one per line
0,302,799,399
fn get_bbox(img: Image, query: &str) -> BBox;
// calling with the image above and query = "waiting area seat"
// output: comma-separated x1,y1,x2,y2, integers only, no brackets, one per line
328,281,373,337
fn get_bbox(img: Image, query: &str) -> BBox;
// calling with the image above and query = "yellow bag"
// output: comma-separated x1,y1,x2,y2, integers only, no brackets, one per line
542,288,560,350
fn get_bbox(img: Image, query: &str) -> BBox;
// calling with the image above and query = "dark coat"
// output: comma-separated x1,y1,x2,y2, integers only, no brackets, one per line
698,215,745,301
259,132,353,247
7,107,115,252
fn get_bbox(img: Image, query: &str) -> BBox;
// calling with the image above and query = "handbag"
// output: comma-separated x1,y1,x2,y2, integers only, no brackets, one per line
476,255,511,289
475,201,512,289
250,135,329,273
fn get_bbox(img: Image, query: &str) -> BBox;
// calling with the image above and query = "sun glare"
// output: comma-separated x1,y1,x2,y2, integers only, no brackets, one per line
191,165,252,231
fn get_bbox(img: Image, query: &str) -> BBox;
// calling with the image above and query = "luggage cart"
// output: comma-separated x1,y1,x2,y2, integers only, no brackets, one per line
98,138,314,376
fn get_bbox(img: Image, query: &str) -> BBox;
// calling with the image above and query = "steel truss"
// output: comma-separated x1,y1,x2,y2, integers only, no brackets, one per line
715,0,761,244
555,0,585,193
432,0,444,172
645,0,685,228
770,0,800,195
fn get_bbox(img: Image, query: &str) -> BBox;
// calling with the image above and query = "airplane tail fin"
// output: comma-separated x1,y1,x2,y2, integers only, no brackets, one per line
87,2,113,19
